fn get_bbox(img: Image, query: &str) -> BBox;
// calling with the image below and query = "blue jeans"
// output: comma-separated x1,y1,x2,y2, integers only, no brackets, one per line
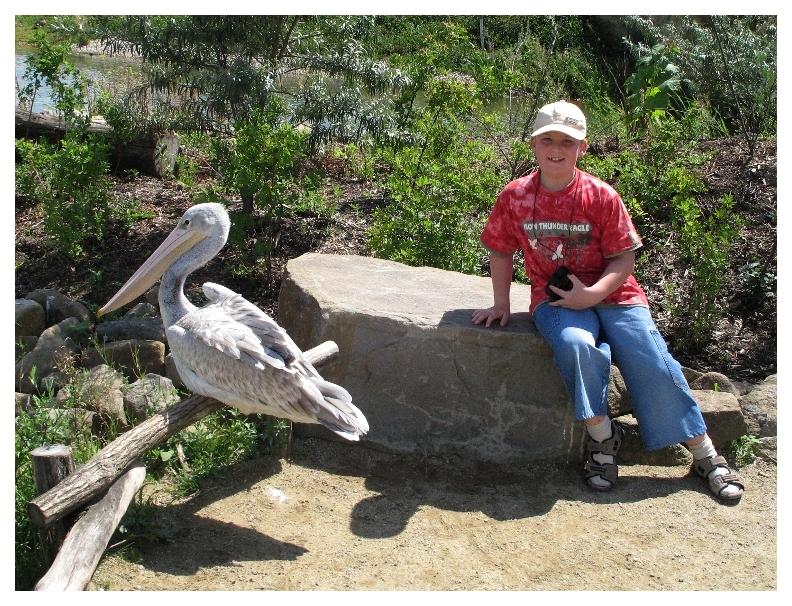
532,303,708,451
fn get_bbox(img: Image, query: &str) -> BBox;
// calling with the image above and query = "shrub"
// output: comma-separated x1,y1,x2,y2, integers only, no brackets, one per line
15,132,116,259
369,79,505,274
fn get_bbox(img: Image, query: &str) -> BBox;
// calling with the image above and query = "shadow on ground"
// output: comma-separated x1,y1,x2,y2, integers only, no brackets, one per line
126,456,308,576
290,437,707,539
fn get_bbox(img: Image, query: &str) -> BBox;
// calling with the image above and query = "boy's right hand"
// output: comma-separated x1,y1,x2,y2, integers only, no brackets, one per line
471,303,510,327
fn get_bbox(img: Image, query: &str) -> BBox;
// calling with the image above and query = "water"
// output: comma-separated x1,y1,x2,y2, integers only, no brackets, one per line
16,49,516,122
15,49,142,113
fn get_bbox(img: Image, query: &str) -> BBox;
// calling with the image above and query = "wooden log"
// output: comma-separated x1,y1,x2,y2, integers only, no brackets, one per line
27,341,339,528
30,445,75,563
35,462,146,591
15,109,179,178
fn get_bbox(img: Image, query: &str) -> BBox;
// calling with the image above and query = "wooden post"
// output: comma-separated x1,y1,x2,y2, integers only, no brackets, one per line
27,341,339,528
35,462,147,591
30,445,75,563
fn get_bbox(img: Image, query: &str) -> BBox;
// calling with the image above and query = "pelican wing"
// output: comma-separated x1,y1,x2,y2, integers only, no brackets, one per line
168,295,368,439
167,308,326,422
202,282,309,371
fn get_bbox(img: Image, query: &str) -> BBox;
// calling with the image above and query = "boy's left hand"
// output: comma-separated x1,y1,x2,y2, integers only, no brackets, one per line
548,273,601,310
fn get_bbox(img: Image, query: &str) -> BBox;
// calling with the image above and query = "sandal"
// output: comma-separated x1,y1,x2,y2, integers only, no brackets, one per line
583,421,624,491
692,455,745,502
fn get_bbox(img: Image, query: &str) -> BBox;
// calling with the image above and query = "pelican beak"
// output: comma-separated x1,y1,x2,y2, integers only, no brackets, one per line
97,226,206,317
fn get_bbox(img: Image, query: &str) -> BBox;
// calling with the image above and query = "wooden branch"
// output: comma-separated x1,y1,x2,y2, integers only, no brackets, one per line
35,462,146,591
27,341,339,528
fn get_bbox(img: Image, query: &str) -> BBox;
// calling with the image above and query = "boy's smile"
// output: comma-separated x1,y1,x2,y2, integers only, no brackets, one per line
531,130,588,191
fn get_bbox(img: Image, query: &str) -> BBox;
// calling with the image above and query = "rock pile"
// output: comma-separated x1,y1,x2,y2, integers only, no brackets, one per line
15,287,183,435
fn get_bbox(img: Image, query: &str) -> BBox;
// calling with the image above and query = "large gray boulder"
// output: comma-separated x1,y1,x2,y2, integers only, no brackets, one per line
15,317,82,393
739,374,777,438
15,299,45,337
278,253,585,464
82,339,166,380
25,288,92,326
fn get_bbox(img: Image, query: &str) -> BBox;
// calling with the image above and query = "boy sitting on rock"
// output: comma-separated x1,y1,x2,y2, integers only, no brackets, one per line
472,100,743,502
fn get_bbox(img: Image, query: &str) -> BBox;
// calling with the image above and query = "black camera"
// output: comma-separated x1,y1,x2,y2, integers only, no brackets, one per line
545,266,573,301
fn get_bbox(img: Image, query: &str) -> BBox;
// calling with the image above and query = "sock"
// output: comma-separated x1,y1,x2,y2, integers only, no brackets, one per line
689,436,741,498
586,418,614,489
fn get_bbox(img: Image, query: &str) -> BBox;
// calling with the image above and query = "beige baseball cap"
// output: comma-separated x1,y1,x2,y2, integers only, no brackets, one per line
531,100,587,140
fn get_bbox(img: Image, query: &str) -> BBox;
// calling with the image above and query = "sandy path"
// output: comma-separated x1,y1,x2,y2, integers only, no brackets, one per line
92,437,776,591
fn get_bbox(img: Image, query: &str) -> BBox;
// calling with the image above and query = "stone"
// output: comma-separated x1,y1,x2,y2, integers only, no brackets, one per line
739,374,776,437
164,353,185,389
25,288,92,326
15,298,45,336
613,415,693,466
278,253,585,464
607,365,631,418
755,436,777,463
15,392,32,415
15,336,38,359
57,364,128,427
123,373,180,421
96,318,166,343
41,371,69,394
82,340,166,380
145,284,160,307
689,371,739,395
15,317,82,393
681,367,704,384
45,408,101,434
125,302,160,320
691,389,748,451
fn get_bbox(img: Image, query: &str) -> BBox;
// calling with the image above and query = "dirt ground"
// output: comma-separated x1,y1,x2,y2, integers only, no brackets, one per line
91,436,777,591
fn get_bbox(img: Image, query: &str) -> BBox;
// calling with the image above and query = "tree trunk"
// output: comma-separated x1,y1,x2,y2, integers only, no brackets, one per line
15,109,180,178
34,462,146,591
30,444,75,563
27,341,339,528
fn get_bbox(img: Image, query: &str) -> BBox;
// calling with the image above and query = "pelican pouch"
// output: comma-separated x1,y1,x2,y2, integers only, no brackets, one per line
545,266,573,301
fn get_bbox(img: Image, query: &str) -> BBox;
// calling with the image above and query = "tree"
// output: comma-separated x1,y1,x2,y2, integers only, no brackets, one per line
89,16,409,147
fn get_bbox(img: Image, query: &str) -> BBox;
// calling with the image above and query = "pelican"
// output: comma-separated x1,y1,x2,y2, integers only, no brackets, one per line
97,203,369,441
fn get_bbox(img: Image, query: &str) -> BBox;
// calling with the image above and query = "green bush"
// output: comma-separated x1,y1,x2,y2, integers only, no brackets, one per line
15,133,115,259
209,99,318,282
15,389,106,589
369,79,505,274
148,409,257,497
670,193,740,345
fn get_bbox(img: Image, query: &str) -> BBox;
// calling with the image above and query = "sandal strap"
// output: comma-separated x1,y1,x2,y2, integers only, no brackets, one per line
584,460,618,484
693,454,729,478
586,422,624,457
710,472,745,495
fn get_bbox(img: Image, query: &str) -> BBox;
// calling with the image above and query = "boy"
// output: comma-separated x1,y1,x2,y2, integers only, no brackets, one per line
472,100,743,502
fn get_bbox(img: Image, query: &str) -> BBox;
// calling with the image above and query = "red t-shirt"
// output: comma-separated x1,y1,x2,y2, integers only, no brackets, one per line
480,168,648,312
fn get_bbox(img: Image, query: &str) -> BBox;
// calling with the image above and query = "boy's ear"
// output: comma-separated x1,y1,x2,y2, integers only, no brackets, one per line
578,139,589,157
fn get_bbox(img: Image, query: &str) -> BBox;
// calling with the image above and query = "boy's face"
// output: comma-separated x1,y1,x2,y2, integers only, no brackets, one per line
530,130,588,182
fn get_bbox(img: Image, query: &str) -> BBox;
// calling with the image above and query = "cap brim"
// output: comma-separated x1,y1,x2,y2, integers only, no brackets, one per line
531,124,586,140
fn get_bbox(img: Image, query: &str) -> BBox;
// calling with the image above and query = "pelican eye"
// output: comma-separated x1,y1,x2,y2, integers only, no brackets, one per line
183,219,191,228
